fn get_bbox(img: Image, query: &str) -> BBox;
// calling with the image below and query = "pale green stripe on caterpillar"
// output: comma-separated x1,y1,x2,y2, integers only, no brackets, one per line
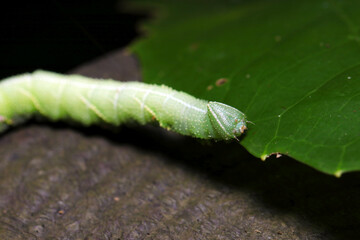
0,70,248,140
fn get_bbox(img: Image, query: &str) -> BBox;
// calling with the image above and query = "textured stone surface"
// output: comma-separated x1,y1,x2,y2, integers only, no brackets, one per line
1,49,360,239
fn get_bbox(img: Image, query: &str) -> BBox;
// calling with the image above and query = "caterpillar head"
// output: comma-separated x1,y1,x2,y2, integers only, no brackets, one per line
207,101,248,140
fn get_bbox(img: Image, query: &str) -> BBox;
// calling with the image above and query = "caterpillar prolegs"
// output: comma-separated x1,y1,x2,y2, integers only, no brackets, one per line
0,70,248,140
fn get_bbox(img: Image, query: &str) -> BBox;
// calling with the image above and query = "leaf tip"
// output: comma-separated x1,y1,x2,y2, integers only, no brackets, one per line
260,154,268,161
334,170,343,178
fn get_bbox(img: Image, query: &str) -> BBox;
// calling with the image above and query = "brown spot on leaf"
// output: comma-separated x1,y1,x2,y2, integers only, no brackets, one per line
215,78,228,86
189,43,199,51
207,85,213,91
274,35,282,42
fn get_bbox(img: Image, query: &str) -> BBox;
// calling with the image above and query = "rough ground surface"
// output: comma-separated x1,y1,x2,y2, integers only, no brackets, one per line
1,50,360,240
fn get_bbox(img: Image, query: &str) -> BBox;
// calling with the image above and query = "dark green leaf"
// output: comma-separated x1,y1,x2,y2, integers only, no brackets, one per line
127,0,360,176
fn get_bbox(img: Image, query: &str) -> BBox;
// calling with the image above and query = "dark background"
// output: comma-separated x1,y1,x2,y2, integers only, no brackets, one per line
0,0,145,79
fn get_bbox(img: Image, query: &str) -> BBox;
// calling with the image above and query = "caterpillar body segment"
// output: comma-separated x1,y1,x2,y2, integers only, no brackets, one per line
0,70,248,140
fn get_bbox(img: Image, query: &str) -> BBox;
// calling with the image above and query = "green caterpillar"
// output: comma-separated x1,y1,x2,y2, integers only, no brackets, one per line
0,70,248,140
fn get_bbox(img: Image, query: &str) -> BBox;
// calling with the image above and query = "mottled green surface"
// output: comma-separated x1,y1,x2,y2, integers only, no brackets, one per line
128,0,360,175
1,50,360,239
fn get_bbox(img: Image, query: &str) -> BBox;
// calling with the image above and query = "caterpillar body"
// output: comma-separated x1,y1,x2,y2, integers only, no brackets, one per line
0,70,248,140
